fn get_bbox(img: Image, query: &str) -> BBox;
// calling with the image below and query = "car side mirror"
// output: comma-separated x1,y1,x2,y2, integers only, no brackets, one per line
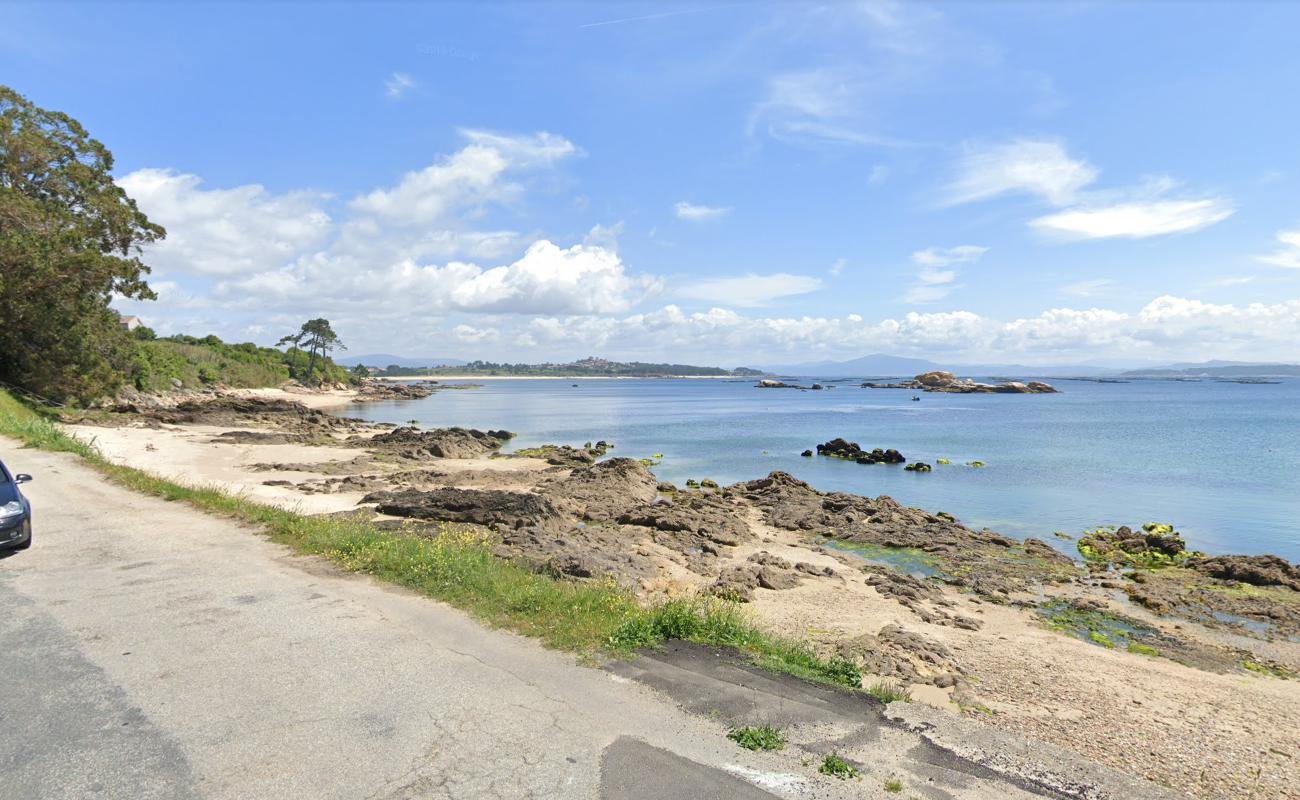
15,474,31,484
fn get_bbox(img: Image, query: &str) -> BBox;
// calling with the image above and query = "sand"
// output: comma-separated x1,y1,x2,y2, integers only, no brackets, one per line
65,404,1300,800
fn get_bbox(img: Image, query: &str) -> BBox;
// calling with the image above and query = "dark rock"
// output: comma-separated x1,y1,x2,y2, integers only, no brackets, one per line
363,487,560,529
814,439,904,464
1188,554,1300,591
800,449,814,457
547,458,659,521
363,426,515,459
837,624,962,685
757,566,801,590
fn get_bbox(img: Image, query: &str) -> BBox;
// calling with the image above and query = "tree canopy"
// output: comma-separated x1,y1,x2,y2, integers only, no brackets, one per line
0,85,164,402
278,318,346,385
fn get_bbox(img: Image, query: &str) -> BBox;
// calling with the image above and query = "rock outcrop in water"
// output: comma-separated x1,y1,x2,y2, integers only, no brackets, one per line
814,438,905,464
863,371,1058,394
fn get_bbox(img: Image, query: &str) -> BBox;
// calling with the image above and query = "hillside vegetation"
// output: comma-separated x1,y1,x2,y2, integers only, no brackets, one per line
131,334,351,393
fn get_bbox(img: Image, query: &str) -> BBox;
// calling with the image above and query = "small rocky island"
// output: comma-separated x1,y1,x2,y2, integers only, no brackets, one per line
863,371,1058,394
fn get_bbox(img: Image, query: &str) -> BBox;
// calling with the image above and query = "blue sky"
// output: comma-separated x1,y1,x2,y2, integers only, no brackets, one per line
4,1,1299,366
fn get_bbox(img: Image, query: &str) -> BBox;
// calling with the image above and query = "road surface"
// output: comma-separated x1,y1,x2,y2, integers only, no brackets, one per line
0,440,1171,800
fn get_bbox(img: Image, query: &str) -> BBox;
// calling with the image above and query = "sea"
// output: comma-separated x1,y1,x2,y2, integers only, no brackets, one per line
340,377,1300,561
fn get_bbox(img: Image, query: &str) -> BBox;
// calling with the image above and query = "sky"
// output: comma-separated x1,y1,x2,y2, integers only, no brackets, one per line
4,1,1300,367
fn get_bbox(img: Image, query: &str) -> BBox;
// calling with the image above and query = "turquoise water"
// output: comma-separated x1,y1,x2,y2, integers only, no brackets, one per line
342,378,1300,561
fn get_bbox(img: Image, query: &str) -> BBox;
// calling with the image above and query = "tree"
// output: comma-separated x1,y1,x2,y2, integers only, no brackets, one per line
0,85,164,402
277,318,345,385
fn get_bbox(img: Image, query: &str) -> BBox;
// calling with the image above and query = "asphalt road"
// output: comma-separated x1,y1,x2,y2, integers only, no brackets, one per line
0,441,1173,800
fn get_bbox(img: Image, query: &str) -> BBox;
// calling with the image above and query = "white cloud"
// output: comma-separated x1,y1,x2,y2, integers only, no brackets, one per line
494,295,1300,364
213,238,658,319
385,72,418,99
1256,229,1300,269
117,169,332,277
902,285,953,304
679,273,822,308
911,245,988,266
349,130,577,227
828,258,847,277
946,139,1234,241
674,201,731,221
946,139,1096,206
1061,279,1114,297
903,245,984,305
448,240,658,314
452,324,497,342
916,268,956,285
748,67,910,148
1031,199,1235,240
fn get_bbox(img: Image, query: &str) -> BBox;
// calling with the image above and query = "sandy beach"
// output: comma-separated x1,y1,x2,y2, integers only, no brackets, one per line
64,390,1300,800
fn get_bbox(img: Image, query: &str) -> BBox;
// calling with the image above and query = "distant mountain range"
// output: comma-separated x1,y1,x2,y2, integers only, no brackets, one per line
335,354,468,368
1119,362,1300,378
337,352,1299,380
763,353,1122,378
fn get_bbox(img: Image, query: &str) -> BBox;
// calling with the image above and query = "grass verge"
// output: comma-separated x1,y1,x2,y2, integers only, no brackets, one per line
0,390,863,687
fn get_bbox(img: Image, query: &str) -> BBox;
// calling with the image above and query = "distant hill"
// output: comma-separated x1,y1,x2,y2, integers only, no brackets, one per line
767,353,941,377
416,357,764,378
1120,362,1300,378
335,354,467,368
767,352,1121,378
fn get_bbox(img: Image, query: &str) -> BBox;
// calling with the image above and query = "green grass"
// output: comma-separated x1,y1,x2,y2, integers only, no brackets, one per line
0,389,865,688
884,777,904,793
726,725,786,752
818,753,859,780
1127,642,1160,657
865,680,912,704
1242,660,1295,679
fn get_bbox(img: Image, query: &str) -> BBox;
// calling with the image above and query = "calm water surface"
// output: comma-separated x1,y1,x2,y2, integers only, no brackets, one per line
341,378,1300,560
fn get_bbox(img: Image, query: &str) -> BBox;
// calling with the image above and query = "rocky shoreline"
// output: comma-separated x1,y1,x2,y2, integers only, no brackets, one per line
65,390,1300,800
863,371,1059,394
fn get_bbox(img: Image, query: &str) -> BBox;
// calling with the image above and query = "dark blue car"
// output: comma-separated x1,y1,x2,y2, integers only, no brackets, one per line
0,460,32,551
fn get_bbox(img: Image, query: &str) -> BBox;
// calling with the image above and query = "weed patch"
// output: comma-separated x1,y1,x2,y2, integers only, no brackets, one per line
818,753,859,780
866,680,912,704
726,725,785,752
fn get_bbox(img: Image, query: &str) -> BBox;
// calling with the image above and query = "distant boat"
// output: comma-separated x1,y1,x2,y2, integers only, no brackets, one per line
911,396,921,401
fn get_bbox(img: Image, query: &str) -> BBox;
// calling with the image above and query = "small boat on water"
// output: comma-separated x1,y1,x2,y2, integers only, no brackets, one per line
911,396,921,401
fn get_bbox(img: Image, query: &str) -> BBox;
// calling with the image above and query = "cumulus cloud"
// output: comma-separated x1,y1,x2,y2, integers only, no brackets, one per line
448,240,658,314
213,239,658,318
385,72,418,99
117,169,332,277
499,295,1300,364
350,130,577,227
678,273,822,308
1031,199,1235,240
674,201,731,221
1256,229,1300,269
945,139,1096,206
